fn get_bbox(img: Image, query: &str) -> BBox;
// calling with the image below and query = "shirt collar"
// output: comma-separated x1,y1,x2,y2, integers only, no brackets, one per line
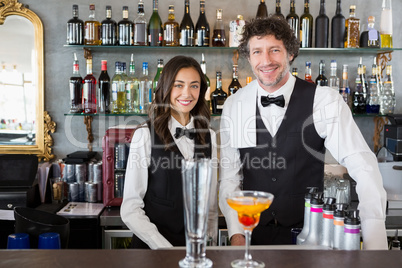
169,115,195,137
257,73,296,108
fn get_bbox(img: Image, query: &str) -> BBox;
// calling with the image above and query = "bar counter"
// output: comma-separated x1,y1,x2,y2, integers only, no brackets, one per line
1,248,401,267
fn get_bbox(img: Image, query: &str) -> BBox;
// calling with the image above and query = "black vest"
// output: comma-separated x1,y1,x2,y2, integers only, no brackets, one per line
132,123,211,248
239,78,325,227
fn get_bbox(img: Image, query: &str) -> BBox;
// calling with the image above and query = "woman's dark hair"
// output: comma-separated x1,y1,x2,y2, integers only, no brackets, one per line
238,16,300,64
147,55,210,150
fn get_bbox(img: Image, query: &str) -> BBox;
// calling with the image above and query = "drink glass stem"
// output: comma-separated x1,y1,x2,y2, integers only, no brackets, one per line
244,229,253,262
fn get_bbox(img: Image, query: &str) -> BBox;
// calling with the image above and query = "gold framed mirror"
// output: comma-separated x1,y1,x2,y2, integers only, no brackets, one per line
0,0,55,161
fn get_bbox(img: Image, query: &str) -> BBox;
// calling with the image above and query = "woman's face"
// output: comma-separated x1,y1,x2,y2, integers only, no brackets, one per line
170,67,201,124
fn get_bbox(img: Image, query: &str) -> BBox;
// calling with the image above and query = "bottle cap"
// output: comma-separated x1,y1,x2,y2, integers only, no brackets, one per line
310,192,324,205
368,16,375,23
73,4,78,9
323,197,336,210
344,209,360,225
123,6,128,11
305,187,318,199
89,4,95,11
237,15,244,20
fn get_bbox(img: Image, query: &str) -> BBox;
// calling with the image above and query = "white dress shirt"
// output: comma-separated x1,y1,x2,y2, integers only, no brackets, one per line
219,74,388,250
121,116,219,249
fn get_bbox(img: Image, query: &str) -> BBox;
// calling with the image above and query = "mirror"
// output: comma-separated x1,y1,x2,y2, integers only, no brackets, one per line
0,0,55,161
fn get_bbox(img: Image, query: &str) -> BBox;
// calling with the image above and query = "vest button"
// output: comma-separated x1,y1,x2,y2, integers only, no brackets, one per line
272,177,277,182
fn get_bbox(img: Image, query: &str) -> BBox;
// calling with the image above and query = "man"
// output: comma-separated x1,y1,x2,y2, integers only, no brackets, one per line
218,17,387,249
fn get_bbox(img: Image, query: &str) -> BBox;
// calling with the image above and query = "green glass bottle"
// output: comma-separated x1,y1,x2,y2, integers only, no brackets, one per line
153,59,164,91
148,0,163,46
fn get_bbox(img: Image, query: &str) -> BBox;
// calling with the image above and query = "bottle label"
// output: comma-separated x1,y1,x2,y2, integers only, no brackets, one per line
229,19,245,47
83,83,89,99
112,83,118,101
368,29,378,41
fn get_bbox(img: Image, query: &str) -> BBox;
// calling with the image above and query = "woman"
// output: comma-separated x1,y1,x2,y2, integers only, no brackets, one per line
121,55,218,249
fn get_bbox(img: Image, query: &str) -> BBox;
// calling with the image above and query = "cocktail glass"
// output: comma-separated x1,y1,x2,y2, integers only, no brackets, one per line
226,191,274,268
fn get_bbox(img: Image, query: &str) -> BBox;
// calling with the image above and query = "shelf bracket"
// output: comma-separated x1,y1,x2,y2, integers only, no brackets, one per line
84,115,94,151
83,47,92,59
373,116,388,154
376,51,392,78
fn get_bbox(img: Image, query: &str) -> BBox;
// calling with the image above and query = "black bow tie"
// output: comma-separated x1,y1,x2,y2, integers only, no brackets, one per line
174,127,196,140
261,95,285,107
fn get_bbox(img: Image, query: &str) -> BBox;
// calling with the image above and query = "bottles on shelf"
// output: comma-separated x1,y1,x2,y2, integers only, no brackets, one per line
118,6,134,46
163,4,180,47
211,71,227,114
148,0,163,46
300,0,313,48
273,0,285,19
315,0,329,48
98,60,111,113
127,55,139,113
256,0,268,19
229,15,245,48
83,58,97,113
134,0,147,46
344,5,360,48
67,5,84,45
101,5,117,46
315,60,328,86
69,53,83,113
328,60,339,92
180,0,195,47
366,58,381,114
139,62,152,113
304,61,314,84
352,58,367,114
339,64,351,108
195,0,210,47
84,4,101,45
153,59,164,91
111,62,126,114
286,0,299,42
380,0,393,48
380,65,395,115
212,9,226,47
331,0,345,48
360,16,380,48
228,65,242,95
200,53,211,111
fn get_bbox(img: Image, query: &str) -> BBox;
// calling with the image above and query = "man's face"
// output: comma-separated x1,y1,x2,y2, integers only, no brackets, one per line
248,35,294,93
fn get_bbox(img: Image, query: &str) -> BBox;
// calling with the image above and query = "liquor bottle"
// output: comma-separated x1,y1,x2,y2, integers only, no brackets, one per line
366,59,380,114
331,0,345,48
315,0,329,48
273,0,285,19
121,62,129,113
380,0,393,48
292,68,298,77
344,5,360,48
101,5,117,46
211,71,227,114
360,16,380,48
286,0,299,42
118,6,134,46
303,193,324,245
300,0,313,48
84,4,101,45
328,60,339,92
343,210,361,250
333,203,348,250
163,5,180,47
148,0,163,46
212,9,226,47
180,0,195,47
321,197,336,248
111,62,125,114
296,187,318,245
127,54,140,113
228,65,242,95
153,59,164,91
82,58,97,114
380,65,395,115
315,60,327,86
229,15,245,47
69,53,83,113
352,59,367,114
246,77,253,85
139,62,152,113
339,64,351,109
195,0,210,47
98,60,111,113
67,5,84,45
256,0,268,19
200,53,211,111
134,0,147,46
304,61,314,84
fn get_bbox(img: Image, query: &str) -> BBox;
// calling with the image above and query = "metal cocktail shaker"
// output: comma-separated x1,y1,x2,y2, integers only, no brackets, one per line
343,209,361,250
303,193,324,245
333,203,348,250
321,197,336,248
297,187,318,245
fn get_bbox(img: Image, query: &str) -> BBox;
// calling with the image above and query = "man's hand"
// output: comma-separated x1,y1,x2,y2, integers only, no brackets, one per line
230,234,246,246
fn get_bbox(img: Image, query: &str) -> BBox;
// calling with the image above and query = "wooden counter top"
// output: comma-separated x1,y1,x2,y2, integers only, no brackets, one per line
0,248,401,267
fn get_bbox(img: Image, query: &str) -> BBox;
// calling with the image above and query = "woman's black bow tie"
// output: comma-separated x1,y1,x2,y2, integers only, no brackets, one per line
174,127,196,139
261,95,285,107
